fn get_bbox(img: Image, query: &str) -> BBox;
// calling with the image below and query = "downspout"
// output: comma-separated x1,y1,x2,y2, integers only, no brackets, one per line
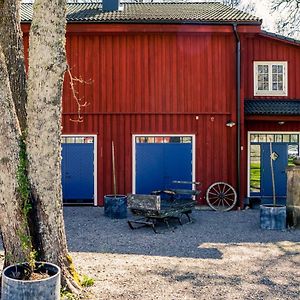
233,23,241,206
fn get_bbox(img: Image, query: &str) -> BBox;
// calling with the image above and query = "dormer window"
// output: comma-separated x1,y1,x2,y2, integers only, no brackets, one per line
254,61,288,96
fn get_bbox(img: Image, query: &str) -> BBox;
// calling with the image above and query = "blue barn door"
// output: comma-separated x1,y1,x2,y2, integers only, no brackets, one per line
62,139,94,204
261,143,288,205
135,137,193,194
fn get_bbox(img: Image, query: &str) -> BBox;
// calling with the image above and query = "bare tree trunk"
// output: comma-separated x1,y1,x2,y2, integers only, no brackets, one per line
26,0,81,293
0,45,30,267
0,0,27,132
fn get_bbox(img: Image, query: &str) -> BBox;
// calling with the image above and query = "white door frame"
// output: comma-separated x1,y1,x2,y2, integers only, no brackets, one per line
62,134,98,206
132,134,196,193
247,131,300,198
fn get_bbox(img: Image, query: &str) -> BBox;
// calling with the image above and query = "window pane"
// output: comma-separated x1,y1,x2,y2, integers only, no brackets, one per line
291,134,299,143
258,65,265,73
283,135,290,142
288,144,299,157
275,134,282,142
259,135,266,142
272,83,278,90
181,137,192,143
250,145,261,193
278,83,283,90
136,137,155,143
84,137,94,143
278,65,283,73
266,135,274,142
250,134,259,142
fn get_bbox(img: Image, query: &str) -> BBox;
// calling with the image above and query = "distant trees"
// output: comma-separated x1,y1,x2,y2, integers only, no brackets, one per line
272,0,300,38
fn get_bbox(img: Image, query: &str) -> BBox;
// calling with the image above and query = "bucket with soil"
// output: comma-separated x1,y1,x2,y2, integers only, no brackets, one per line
1,262,60,300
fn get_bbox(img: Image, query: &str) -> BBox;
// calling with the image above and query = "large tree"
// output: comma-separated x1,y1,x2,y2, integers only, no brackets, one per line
0,0,81,294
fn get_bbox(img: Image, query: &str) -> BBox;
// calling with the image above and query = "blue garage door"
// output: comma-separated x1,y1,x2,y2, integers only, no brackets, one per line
62,136,94,204
135,136,193,194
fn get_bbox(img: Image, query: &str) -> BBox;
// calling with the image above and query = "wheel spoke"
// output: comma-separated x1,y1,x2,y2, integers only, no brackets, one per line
212,187,220,194
221,184,226,193
223,187,231,194
217,184,222,193
224,192,235,196
211,199,220,205
208,191,220,196
223,198,231,206
209,197,221,202
224,197,234,204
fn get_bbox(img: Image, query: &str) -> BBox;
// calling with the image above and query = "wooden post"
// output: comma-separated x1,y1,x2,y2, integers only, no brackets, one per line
286,166,300,228
269,142,276,206
112,141,117,197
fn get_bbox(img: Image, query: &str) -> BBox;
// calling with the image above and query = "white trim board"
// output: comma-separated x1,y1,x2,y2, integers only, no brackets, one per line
62,134,98,206
132,134,196,193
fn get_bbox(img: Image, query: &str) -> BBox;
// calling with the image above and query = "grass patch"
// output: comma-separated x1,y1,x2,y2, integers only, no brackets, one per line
81,274,95,287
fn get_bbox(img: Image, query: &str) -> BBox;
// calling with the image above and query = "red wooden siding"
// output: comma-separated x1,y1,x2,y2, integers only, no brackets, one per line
62,114,237,206
242,35,300,100
60,29,239,205
63,32,237,114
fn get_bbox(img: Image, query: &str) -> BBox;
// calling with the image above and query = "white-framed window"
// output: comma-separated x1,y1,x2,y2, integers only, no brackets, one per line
254,61,288,96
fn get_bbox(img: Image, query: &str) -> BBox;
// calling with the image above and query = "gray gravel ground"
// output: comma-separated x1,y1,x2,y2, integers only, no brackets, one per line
1,206,300,299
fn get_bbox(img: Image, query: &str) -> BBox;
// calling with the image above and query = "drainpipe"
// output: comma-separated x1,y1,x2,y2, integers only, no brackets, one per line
233,23,241,206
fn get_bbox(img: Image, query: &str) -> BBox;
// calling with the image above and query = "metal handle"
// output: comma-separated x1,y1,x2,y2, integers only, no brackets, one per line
172,180,201,185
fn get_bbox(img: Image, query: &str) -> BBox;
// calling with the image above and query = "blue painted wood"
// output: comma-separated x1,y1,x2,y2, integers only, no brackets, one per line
136,142,192,194
61,143,94,202
260,205,286,230
261,143,288,205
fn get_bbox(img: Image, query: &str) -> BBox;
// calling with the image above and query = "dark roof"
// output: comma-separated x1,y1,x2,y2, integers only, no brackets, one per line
261,30,300,47
245,100,300,116
21,2,261,24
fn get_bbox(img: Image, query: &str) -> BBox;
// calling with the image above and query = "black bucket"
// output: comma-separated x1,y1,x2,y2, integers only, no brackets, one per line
104,194,127,219
1,262,60,300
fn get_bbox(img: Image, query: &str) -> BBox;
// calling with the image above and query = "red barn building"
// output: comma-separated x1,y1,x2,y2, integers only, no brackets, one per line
21,2,300,207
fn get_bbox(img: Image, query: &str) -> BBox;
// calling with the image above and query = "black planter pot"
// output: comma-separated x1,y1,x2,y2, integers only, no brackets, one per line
1,262,60,300
104,194,127,219
260,204,286,230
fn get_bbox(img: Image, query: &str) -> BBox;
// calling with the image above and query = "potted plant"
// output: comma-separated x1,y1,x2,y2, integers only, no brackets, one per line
1,257,60,300
104,141,127,219
260,142,286,230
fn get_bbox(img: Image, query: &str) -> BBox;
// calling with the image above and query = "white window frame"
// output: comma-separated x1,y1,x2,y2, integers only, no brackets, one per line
62,134,98,206
254,61,288,96
132,134,196,194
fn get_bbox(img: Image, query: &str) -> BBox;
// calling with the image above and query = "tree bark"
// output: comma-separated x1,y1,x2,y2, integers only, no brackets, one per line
26,0,81,293
0,45,30,267
0,0,27,132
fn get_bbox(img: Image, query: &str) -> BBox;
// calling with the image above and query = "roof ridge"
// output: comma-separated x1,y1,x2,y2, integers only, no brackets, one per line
20,2,261,24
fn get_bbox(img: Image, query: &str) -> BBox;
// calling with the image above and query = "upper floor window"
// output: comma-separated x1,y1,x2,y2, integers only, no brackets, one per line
254,61,288,96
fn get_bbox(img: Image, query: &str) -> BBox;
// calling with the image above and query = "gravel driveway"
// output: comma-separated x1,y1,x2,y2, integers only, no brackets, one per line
1,207,300,299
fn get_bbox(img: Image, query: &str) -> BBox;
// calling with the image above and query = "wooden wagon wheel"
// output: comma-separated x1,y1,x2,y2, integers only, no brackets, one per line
206,182,237,211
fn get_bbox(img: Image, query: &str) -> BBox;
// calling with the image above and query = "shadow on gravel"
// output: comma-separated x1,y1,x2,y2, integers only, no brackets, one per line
63,207,300,259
